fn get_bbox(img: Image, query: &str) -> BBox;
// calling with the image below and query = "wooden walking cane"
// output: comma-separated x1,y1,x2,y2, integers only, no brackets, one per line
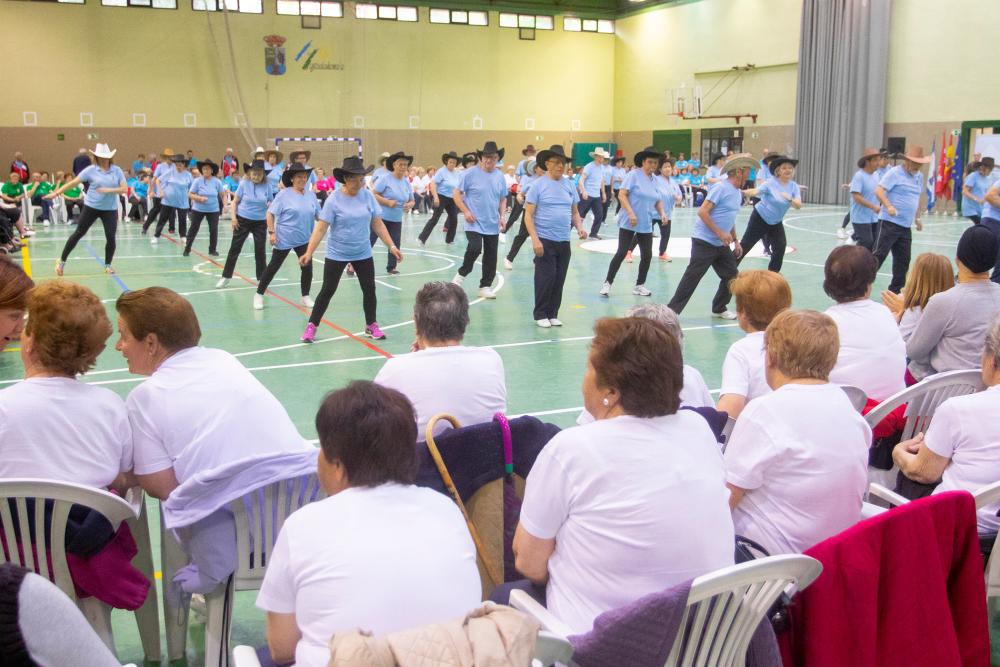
424,413,503,589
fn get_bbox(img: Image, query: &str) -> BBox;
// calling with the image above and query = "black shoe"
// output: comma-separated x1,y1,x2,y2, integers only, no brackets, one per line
387,269,400,275
169,228,176,233
589,234,602,240
209,251,220,257
183,249,191,257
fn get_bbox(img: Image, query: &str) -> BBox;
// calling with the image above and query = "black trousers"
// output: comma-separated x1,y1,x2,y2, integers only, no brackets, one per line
64,200,83,222
534,239,572,320
607,227,652,285
739,209,786,272
185,211,220,254
841,212,851,229
613,188,622,214
667,238,739,315
506,218,532,262
127,196,147,221
458,231,498,288
371,220,402,271
601,184,614,221
505,198,525,232
309,257,377,326
222,216,267,280
980,217,1000,283
851,222,877,251
631,219,671,256
153,205,187,237
145,196,162,227
578,195,606,237
256,243,313,296
418,195,458,244
873,220,912,293
60,205,118,265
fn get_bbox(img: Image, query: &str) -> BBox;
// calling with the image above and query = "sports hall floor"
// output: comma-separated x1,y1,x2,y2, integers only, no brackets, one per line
0,205,988,665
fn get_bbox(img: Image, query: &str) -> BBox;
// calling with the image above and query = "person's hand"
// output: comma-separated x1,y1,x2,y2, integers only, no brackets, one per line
404,200,414,212
390,246,404,263
410,339,421,353
517,193,525,205
781,192,793,201
43,192,57,200
887,205,898,217
268,230,277,246
902,433,924,454
718,230,735,245
298,251,312,267
96,187,114,193
580,192,589,201
915,219,923,232
601,194,607,203
464,211,477,223
231,219,239,232
628,212,638,227
433,197,440,208
881,289,904,315
577,227,588,240
733,239,743,259
532,239,544,257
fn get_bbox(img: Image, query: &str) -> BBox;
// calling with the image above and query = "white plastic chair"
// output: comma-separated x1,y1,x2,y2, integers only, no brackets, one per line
864,369,984,487
0,479,160,662
511,554,822,667
163,473,325,667
839,384,868,413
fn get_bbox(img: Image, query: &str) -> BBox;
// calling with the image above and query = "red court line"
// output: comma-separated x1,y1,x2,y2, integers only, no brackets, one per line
162,234,393,358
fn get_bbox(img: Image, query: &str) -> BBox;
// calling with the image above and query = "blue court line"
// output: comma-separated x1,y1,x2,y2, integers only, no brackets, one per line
84,241,131,293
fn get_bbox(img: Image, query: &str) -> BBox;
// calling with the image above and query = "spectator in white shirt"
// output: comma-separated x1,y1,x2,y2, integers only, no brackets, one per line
717,270,792,419
508,317,734,635
114,287,310,500
375,281,506,440
893,315,1000,531
725,310,871,554
823,245,906,402
257,381,481,667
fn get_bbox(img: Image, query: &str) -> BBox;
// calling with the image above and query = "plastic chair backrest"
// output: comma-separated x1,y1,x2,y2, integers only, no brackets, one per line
0,479,135,599
228,474,325,590
665,554,822,667
839,384,868,413
864,369,984,440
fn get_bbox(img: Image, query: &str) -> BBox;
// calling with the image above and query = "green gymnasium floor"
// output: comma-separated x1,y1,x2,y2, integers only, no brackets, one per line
0,204,982,665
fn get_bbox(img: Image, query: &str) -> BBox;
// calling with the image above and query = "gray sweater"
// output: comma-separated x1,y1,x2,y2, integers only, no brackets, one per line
906,280,1000,379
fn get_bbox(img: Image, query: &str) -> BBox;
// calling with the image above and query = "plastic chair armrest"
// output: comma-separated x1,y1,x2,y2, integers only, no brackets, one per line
868,482,909,507
509,590,574,639
232,645,263,667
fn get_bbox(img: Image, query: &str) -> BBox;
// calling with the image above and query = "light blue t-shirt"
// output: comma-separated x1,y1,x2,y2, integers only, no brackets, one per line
78,164,126,211
690,174,705,187
706,165,723,182
983,180,1000,221
516,158,531,178
655,175,680,220
318,188,382,262
372,167,389,182
875,166,890,183
757,161,772,182
374,173,413,223
878,165,924,227
265,162,284,189
754,178,801,224
190,176,225,213
962,171,992,217
519,173,539,198
267,187,319,250
689,159,702,169
526,175,579,242
581,161,605,198
457,166,507,235
131,159,144,174
615,169,660,234
222,176,240,193
676,160,688,170
160,168,193,210
849,169,879,225
611,166,627,190
602,163,614,192
432,167,461,198
133,180,148,200
692,180,742,246
234,179,273,221
152,162,172,197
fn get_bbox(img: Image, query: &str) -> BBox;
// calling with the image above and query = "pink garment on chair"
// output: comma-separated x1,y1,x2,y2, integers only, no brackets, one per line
67,522,150,610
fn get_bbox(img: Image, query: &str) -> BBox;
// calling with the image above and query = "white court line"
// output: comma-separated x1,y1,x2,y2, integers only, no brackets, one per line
374,279,402,291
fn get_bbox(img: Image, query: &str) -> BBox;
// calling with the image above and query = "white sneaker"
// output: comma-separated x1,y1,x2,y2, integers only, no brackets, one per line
478,287,497,299
42,220,50,227
215,277,230,289
21,230,35,238
452,273,465,286
504,258,514,270
300,295,315,308
536,318,551,328
150,237,159,245
499,234,507,244
713,310,738,320
632,284,652,297
599,281,611,297
549,318,563,327
836,227,847,240
253,294,264,310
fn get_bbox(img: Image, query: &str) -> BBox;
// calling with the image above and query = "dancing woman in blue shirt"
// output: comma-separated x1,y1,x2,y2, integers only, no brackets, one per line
738,155,802,272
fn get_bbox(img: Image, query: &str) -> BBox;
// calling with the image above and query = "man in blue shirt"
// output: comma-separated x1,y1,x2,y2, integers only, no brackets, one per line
516,145,536,178
578,147,609,239
667,154,757,317
848,148,883,250
452,141,508,299
143,148,176,233
874,146,930,293
962,157,996,225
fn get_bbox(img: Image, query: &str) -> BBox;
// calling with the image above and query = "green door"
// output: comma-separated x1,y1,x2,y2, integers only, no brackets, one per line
652,130,693,159
571,142,617,167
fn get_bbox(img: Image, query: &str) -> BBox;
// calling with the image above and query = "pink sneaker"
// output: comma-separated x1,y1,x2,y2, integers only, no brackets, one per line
365,322,386,340
301,322,317,343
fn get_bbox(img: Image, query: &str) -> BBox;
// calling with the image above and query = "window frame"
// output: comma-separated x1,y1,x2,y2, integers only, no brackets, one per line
100,0,177,9
499,12,553,30
429,7,487,26
191,0,263,14
276,0,341,16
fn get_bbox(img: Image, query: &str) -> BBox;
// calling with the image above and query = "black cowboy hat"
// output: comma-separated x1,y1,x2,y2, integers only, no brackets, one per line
288,150,312,162
195,159,219,176
441,151,461,165
333,156,374,184
477,141,505,161
611,155,626,165
633,146,661,167
243,159,267,173
461,152,479,167
281,162,314,187
385,151,413,171
522,144,537,156
536,145,570,171
767,155,799,171
170,154,189,164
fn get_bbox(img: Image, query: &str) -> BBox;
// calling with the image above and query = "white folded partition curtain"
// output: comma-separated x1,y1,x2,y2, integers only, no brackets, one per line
793,0,891,204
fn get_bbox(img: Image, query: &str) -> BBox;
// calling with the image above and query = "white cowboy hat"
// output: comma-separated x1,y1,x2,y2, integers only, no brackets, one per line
89,143,117,159
589,147,612,159
721,152,758,175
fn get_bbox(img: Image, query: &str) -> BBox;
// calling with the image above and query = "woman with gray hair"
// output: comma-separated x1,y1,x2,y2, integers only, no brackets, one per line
577,303,712,424
374,281,507,439
893,313,1000,530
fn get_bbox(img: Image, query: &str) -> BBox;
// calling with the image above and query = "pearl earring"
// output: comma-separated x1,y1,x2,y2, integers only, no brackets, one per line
602,397,610,406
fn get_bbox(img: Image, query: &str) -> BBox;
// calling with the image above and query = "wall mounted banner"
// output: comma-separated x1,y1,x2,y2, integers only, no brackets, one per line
264,34,287,76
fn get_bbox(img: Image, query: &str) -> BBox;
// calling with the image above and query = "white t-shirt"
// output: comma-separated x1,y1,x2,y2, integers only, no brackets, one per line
519,412,735,634
374,346,507,440
825,299,906,402
576,364,714,425
256,484,481,667
413,175,430,195
0,377,132,488
926,385,1000,532
126,347,310,481
719,331,770,403
725,383,871,554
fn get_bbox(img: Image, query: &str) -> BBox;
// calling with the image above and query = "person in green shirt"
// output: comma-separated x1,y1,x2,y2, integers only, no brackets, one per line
62,180,84,224
1,173,25,204
26,172,54,225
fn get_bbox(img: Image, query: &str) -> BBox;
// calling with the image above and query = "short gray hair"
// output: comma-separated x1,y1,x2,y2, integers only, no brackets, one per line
625,304,683,343
414,282,469,343
985,314,1000,369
